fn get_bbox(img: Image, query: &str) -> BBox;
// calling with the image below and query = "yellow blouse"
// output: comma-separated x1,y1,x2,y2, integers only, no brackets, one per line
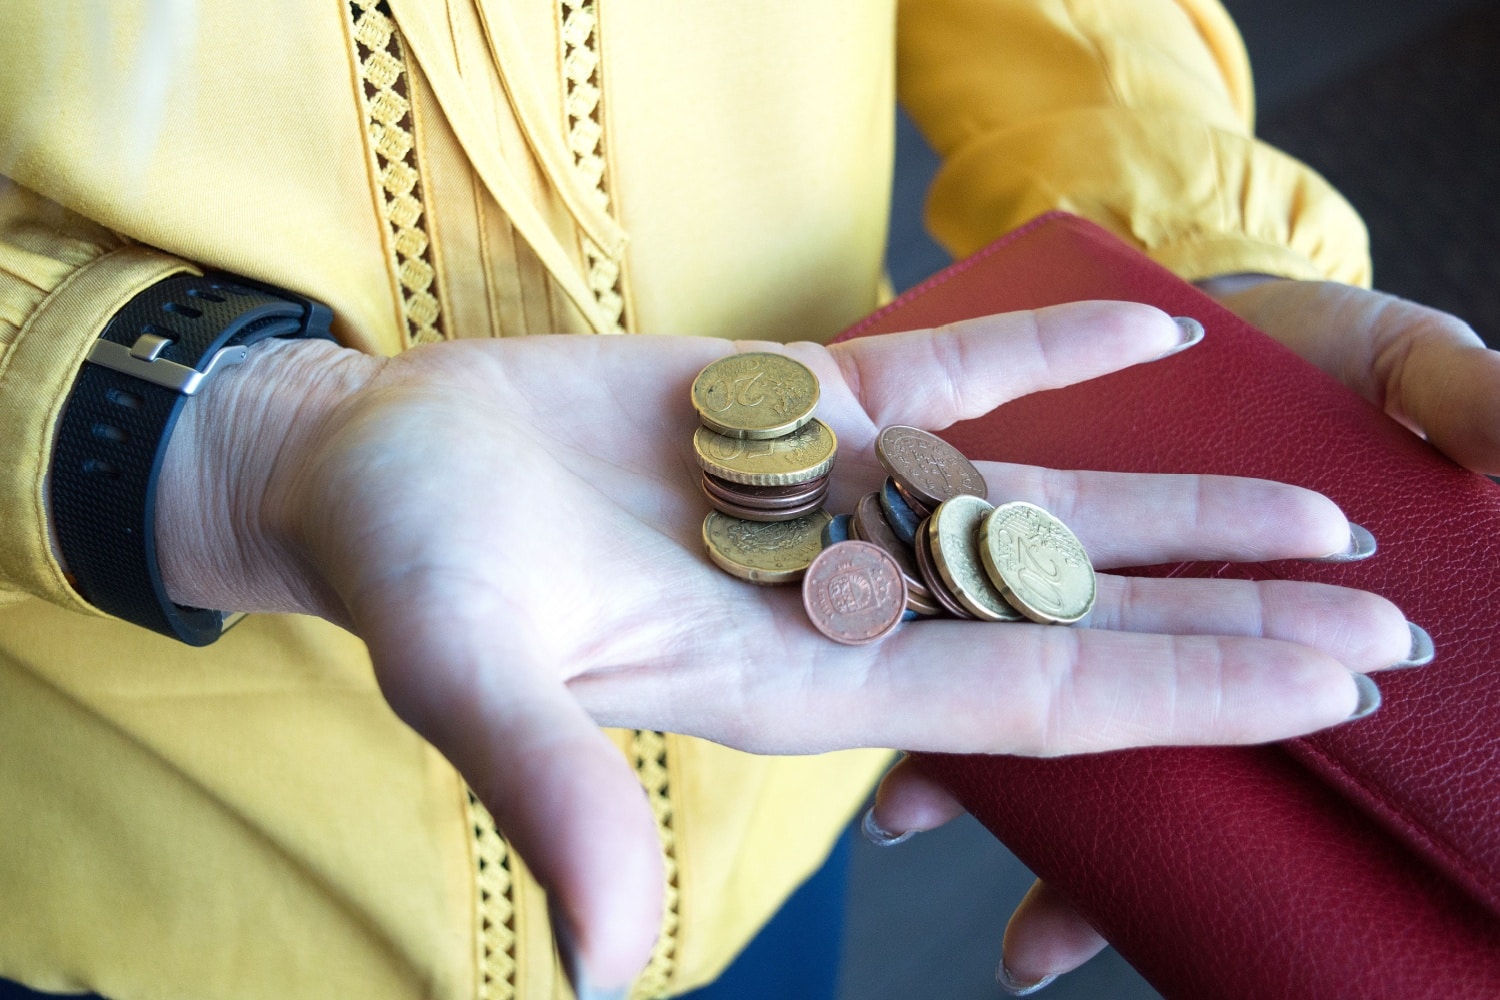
0,2,1368,998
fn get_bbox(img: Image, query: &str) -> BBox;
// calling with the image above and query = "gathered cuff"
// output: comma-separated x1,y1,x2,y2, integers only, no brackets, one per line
0,245,196,611
924,107,1372,289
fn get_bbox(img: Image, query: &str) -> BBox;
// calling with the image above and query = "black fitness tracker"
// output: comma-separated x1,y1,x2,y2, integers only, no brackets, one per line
51,272,335,645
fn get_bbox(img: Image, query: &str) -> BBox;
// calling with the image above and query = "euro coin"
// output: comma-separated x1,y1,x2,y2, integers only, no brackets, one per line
693,419,837,486
928,496,1025,622
702,509,832,584
979,501,1095,624
691,352,820,439
802,541,908,646
876,425,988,509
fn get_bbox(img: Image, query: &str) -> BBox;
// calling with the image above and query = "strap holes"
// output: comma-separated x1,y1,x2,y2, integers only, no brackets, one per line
162,301,203,319
82,458,121,479
91,423,129,444
209,281,250,296
186,288,226,303
105,388,144,410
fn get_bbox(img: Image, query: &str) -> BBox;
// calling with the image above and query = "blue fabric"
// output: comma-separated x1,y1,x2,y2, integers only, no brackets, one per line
679,827,853,1000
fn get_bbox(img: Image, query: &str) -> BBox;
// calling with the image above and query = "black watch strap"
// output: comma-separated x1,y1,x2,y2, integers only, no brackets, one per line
51,273,335,645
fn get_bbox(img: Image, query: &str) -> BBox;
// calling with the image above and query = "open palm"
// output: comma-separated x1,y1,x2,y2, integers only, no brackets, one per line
174,300,1409,989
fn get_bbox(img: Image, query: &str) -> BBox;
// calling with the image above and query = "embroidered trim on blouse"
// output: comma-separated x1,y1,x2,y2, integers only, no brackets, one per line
467,790,519,1000
559,0,628,334
346,0,446,346
628,729,680,999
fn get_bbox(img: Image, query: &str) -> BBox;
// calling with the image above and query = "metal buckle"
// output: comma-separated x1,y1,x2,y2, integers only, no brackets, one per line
88,335,250,395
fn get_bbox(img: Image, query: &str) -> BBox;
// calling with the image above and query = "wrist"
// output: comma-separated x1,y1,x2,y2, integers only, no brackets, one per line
155,337,384,624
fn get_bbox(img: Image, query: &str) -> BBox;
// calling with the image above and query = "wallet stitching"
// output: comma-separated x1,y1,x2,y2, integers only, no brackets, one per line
1289,738,1500,914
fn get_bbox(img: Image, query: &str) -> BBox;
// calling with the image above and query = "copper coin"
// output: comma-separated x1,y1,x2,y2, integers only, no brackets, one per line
802,541,908,646
700,479,829,522
701,473,829,512
853,492,931,601
911,520,974,620
905,588,943,617
892,478,935,520
878,478,923,545
876,425,988,509
703,471,830,505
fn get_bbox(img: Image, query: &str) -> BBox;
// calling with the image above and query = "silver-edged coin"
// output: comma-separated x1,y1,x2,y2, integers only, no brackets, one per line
822,512,854,548
878,477,923,545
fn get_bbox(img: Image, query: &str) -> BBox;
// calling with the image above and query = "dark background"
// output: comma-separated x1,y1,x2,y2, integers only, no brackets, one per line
846,2,1498,997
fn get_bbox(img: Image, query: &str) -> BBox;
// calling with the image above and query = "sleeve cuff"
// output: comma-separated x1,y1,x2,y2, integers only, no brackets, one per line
0,245,196,612
924,108,1373,288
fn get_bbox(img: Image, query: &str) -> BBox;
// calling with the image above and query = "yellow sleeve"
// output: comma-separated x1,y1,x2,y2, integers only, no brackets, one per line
897,0,1372,286
0,177,196,611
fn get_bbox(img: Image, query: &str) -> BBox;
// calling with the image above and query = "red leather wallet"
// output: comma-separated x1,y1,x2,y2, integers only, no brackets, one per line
834,213,1500,999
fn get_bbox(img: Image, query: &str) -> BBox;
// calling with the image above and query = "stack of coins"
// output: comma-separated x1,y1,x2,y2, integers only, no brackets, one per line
691,353,836,522
692,353,838,585
807,426,1096,642
686,357,1097,644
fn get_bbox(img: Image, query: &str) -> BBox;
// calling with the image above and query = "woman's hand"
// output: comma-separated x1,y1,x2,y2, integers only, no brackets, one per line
153,300,1412,994
933,279,1494,994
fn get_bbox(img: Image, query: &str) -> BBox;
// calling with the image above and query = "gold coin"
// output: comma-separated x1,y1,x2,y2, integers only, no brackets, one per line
702,509,834,584
693,420,837,486
979,501,1096,625
928,496,1025,622
691,352,820,439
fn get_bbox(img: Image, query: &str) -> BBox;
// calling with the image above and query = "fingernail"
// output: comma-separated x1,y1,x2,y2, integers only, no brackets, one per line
861,806,915,847
1347,673,1382,721
1390,622,1435,669
1156,316,1205,359
997,959,1058,995
1314,522,1377,562
552,906,627,1000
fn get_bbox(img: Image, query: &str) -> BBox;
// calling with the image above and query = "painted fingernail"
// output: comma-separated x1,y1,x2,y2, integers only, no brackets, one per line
861,806,915,847
1315,522,1377,563
1390,622,1435,669
997,959,1058,995
1156,316,1205,359
552,907,626,1000
1347,673,1382,721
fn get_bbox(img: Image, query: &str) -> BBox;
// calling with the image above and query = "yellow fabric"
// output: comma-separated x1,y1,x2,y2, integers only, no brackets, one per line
0,2,1371,998
898,0,1372,285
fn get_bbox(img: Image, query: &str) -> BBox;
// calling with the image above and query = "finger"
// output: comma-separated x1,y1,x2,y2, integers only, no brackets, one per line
864,755,967,844
358,592,663,993
819,301,1194,431
1000,879,1108,992
981,464,1357,568
1211,279,1500,474
1090,576,1413,672
602,615,1379,758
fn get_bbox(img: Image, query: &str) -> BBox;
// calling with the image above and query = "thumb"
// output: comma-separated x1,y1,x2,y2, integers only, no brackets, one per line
361,609,665,994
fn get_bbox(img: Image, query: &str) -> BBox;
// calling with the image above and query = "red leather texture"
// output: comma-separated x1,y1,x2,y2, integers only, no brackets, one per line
834,213,1500,999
